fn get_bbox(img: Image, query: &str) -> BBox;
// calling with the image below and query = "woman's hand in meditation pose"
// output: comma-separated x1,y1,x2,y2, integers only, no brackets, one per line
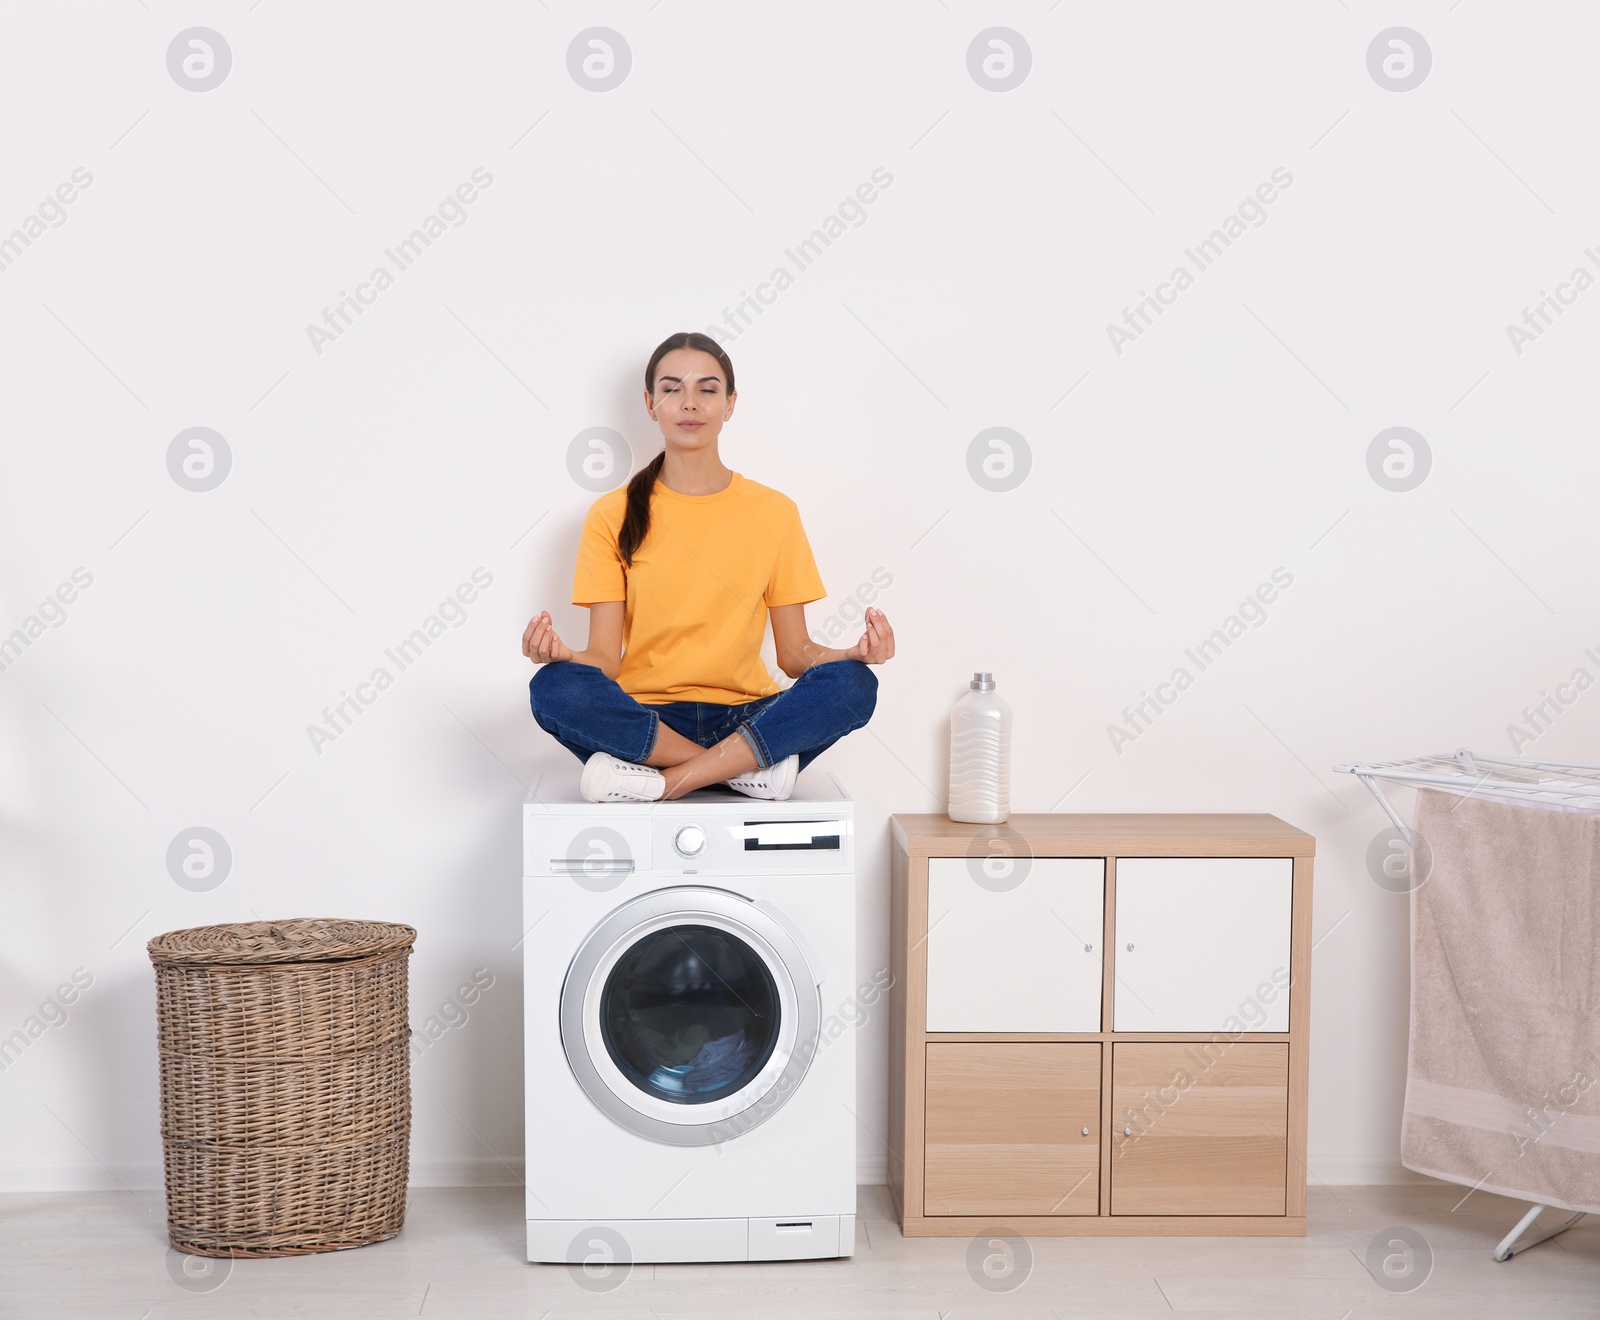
522,610,575,664
851,606,895,665
770,603,895,676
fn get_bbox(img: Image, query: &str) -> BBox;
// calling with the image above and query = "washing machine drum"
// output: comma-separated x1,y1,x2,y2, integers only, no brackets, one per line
602,924,781,1104
560,888,821,1146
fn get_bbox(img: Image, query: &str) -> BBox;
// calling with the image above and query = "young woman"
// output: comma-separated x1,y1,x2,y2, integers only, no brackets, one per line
524,331,894,803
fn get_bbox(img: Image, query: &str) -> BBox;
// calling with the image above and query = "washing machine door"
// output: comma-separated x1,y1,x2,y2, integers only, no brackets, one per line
559,886,821,1146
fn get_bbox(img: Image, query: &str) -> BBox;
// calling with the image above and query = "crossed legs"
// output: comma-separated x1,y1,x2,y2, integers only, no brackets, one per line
530,658,876,800
643,722,758,799
530,661,760,800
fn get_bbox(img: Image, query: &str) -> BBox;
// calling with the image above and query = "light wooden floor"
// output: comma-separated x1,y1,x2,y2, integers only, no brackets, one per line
2,1182,1595,1317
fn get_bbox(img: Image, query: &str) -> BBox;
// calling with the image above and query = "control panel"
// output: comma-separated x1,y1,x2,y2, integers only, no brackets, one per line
651,814,851,873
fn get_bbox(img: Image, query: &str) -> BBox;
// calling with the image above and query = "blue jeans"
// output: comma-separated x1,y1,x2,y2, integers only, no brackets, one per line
529,659,877,773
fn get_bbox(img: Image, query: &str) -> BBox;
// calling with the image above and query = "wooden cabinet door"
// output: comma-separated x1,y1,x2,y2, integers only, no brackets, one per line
1110,1042,1289,1215
924,1042,1100,1216
1112,857,1292,1032
926,857,1105,1031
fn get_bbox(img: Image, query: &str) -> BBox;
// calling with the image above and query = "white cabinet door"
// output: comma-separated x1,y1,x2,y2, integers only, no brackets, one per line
1112,857,1292,1032
926,857,1105,1032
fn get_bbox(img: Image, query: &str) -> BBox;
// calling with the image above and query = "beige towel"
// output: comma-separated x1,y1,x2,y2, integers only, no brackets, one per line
1403,787,1600,1212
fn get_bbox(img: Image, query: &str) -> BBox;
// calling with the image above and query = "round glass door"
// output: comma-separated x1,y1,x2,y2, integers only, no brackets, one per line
601,924,781,1105
560,887,820,1146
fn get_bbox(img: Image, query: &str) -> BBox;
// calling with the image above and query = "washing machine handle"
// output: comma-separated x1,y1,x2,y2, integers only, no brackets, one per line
748,897,824,987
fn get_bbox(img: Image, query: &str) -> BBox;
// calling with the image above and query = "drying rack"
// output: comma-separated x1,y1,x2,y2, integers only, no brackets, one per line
1333,749,1600,1262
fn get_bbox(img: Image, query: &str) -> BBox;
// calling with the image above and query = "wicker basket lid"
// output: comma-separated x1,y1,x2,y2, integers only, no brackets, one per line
147,917,416,966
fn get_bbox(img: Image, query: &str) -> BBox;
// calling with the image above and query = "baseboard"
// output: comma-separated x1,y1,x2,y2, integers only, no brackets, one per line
0,1161,165,1194
409,1157,525,1187
0,1153,1432,1194
1306,1155,1436,1186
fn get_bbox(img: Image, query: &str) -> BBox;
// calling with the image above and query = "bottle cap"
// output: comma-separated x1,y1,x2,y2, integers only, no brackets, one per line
970,672,995,691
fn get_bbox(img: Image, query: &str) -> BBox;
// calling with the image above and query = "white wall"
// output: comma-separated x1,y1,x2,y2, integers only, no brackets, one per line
3,2,1597,1192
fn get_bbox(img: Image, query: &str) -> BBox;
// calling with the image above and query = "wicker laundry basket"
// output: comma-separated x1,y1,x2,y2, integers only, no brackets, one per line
148,918,416,1257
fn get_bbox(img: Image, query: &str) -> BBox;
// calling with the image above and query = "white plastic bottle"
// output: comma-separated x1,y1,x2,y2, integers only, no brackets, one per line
948,671,1012,823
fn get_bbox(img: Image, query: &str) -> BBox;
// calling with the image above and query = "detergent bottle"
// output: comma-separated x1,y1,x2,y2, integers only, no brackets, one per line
948,672,1011,823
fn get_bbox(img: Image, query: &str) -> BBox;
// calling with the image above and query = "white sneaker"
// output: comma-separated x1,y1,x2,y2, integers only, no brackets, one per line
724,754,799,802
581,751,666,803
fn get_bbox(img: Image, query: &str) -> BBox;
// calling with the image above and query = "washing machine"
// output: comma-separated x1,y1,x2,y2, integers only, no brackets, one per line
522,769,856,1264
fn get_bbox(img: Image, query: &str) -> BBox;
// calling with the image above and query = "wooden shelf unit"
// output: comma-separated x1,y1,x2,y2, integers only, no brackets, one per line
889,813,1315,1237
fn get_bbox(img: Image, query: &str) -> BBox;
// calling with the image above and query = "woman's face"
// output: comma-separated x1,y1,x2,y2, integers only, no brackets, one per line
646,348,734,453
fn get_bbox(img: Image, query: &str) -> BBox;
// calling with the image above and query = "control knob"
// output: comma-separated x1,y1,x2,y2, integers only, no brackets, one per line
673,824,708,858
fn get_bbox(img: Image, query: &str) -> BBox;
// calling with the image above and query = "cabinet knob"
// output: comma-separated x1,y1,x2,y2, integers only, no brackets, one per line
1124,1125,1132,1136
1081,1126,1090,1137
1084,943,1093,953
1126,942,1134,952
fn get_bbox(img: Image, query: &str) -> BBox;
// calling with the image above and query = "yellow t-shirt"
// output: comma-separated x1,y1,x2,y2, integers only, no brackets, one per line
571,471,826,705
